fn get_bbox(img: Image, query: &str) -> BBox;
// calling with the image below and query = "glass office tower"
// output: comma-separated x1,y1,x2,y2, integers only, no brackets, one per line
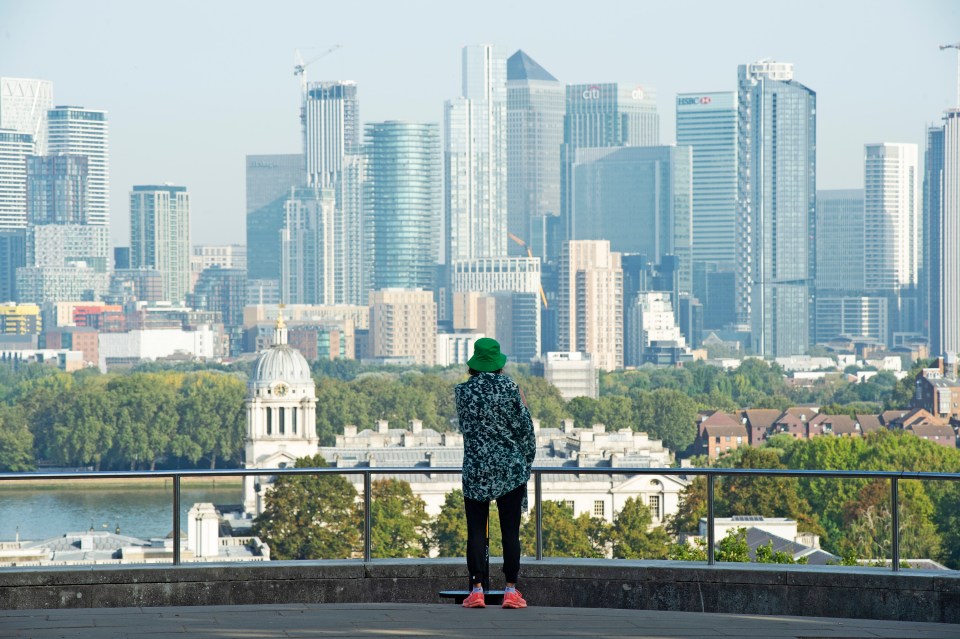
737,61,816,358
676,92,737,269
924,125,945,354
506,50,563,257
130,185,191,304
560,82,658,257
47,106,109,227
938,109,960,355
364,121,441,291
570,146,692,295
445,44,508,262
245,154,305,282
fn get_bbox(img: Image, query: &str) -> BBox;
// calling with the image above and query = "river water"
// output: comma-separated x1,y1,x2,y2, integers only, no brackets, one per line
0,483,242,541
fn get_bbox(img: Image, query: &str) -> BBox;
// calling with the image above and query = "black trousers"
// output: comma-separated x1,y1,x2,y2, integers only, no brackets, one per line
464,483,525,585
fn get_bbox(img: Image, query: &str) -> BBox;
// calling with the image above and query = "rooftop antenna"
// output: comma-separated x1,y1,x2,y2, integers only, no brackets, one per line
294,45,343,97
940,41,960,109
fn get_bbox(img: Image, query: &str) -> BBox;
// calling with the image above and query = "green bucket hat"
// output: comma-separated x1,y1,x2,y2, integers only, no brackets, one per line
467,337,507,372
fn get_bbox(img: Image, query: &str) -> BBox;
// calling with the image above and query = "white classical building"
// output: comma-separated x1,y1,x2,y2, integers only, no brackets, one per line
242,314,318,514
319,418,686,526
241,320,686,526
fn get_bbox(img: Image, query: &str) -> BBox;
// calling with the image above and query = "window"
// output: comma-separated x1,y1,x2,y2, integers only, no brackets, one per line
648,495,660,519
564,500,575,513
266,408,272,435
593,500,605,517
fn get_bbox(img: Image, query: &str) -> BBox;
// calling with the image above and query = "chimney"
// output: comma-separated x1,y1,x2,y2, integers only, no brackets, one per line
410,419,422,434
562,419,575,433
187,503,219,559
377,419,388,434
344,425,357,438
531,418,540,432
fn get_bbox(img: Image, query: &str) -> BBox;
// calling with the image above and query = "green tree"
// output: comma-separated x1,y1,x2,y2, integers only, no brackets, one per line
0,404,35,471
633,388,698,452
370,478,430,558
715,527,750,562
252,454,361,560
669,476,708,536
429,490,503,558
174,372,246,468
610,497,670,559
520,501,607,558
49,380,116,470
719,447,824,537
107,373,180,470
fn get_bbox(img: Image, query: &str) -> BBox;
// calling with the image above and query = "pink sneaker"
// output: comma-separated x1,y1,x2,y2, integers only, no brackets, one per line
501,589,527,609
462,589,485,608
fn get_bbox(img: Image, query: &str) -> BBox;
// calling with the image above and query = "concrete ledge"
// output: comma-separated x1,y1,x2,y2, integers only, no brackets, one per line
1,559,957,623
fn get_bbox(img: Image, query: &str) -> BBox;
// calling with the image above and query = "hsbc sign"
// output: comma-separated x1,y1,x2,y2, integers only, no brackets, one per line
677,96,713,106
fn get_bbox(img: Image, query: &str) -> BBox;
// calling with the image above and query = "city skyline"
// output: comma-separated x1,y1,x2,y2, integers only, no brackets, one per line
1,0,957,245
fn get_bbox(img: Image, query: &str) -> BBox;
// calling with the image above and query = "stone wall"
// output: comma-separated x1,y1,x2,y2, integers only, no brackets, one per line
1,559,957,623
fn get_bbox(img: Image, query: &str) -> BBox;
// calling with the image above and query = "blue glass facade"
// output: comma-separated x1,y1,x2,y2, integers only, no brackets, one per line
364,122,441,291
570,146,692,295
737,63,816,358
245,154,305,281
676,92,737,269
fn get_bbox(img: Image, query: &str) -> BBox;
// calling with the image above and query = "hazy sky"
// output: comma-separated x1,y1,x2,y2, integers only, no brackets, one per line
2,0,958,246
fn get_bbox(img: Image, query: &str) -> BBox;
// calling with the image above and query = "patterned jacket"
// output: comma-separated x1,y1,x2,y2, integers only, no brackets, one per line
455,372,536,504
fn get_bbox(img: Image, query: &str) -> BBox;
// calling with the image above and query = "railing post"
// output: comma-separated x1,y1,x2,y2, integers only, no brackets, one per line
891,477,900,572
363,471,372,562
172,474,181,566
706,474,715,566
535,471,543,561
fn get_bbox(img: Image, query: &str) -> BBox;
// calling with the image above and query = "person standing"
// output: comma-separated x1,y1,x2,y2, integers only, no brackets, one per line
455,337,536,609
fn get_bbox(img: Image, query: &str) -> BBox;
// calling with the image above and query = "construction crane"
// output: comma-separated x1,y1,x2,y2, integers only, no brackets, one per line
294,45,343,95
508,232,549,310
940,42,960,109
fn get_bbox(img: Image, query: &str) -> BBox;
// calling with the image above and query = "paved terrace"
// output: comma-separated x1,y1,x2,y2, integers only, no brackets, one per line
2,603,958,638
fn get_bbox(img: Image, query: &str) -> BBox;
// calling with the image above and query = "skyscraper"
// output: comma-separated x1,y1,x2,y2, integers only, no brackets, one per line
560,82,659,254
445,44,508,262
245,154,304,282
924,125,945,353
303,82,359,189
815,190,865,294
936,109,960,355
301,81,364,304
0,129,33,231
26,155,88,224
676,92,738,269
130,185,191,304
736,61,816,358
863,143,919,294
558,240,623,371
0,78,53,154
280,187,335,305
570,146,693,295
47,106,109,227
506,50,563,256
364,121,441,291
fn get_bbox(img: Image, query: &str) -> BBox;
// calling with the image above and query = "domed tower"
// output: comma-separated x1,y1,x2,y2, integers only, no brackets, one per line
243,311,318,514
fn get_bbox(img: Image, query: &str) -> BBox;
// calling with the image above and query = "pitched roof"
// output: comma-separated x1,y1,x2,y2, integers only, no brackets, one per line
507,50,558,82
820,415,857,435
742,409,781,430
701,411,740,428
784,407,818,422
856,414,883,433
880,409,909,425
702,423,748,438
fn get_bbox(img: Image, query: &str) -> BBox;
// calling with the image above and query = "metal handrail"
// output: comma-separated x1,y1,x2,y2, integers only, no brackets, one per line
3,466,959,570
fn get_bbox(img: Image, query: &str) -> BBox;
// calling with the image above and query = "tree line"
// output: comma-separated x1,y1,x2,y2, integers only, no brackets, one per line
0,356,921,472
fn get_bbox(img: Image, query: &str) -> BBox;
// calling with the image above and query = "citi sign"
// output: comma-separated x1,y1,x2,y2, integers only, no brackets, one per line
677,96,713,106
581,85,603,100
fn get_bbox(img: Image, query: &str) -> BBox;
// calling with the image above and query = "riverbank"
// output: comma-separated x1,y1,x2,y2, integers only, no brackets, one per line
0,476,242,490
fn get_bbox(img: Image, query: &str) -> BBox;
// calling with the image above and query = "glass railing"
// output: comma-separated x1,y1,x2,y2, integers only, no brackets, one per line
1,466,958,572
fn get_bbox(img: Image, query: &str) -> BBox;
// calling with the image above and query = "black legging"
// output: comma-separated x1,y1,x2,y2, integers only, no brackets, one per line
464,483,525,585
